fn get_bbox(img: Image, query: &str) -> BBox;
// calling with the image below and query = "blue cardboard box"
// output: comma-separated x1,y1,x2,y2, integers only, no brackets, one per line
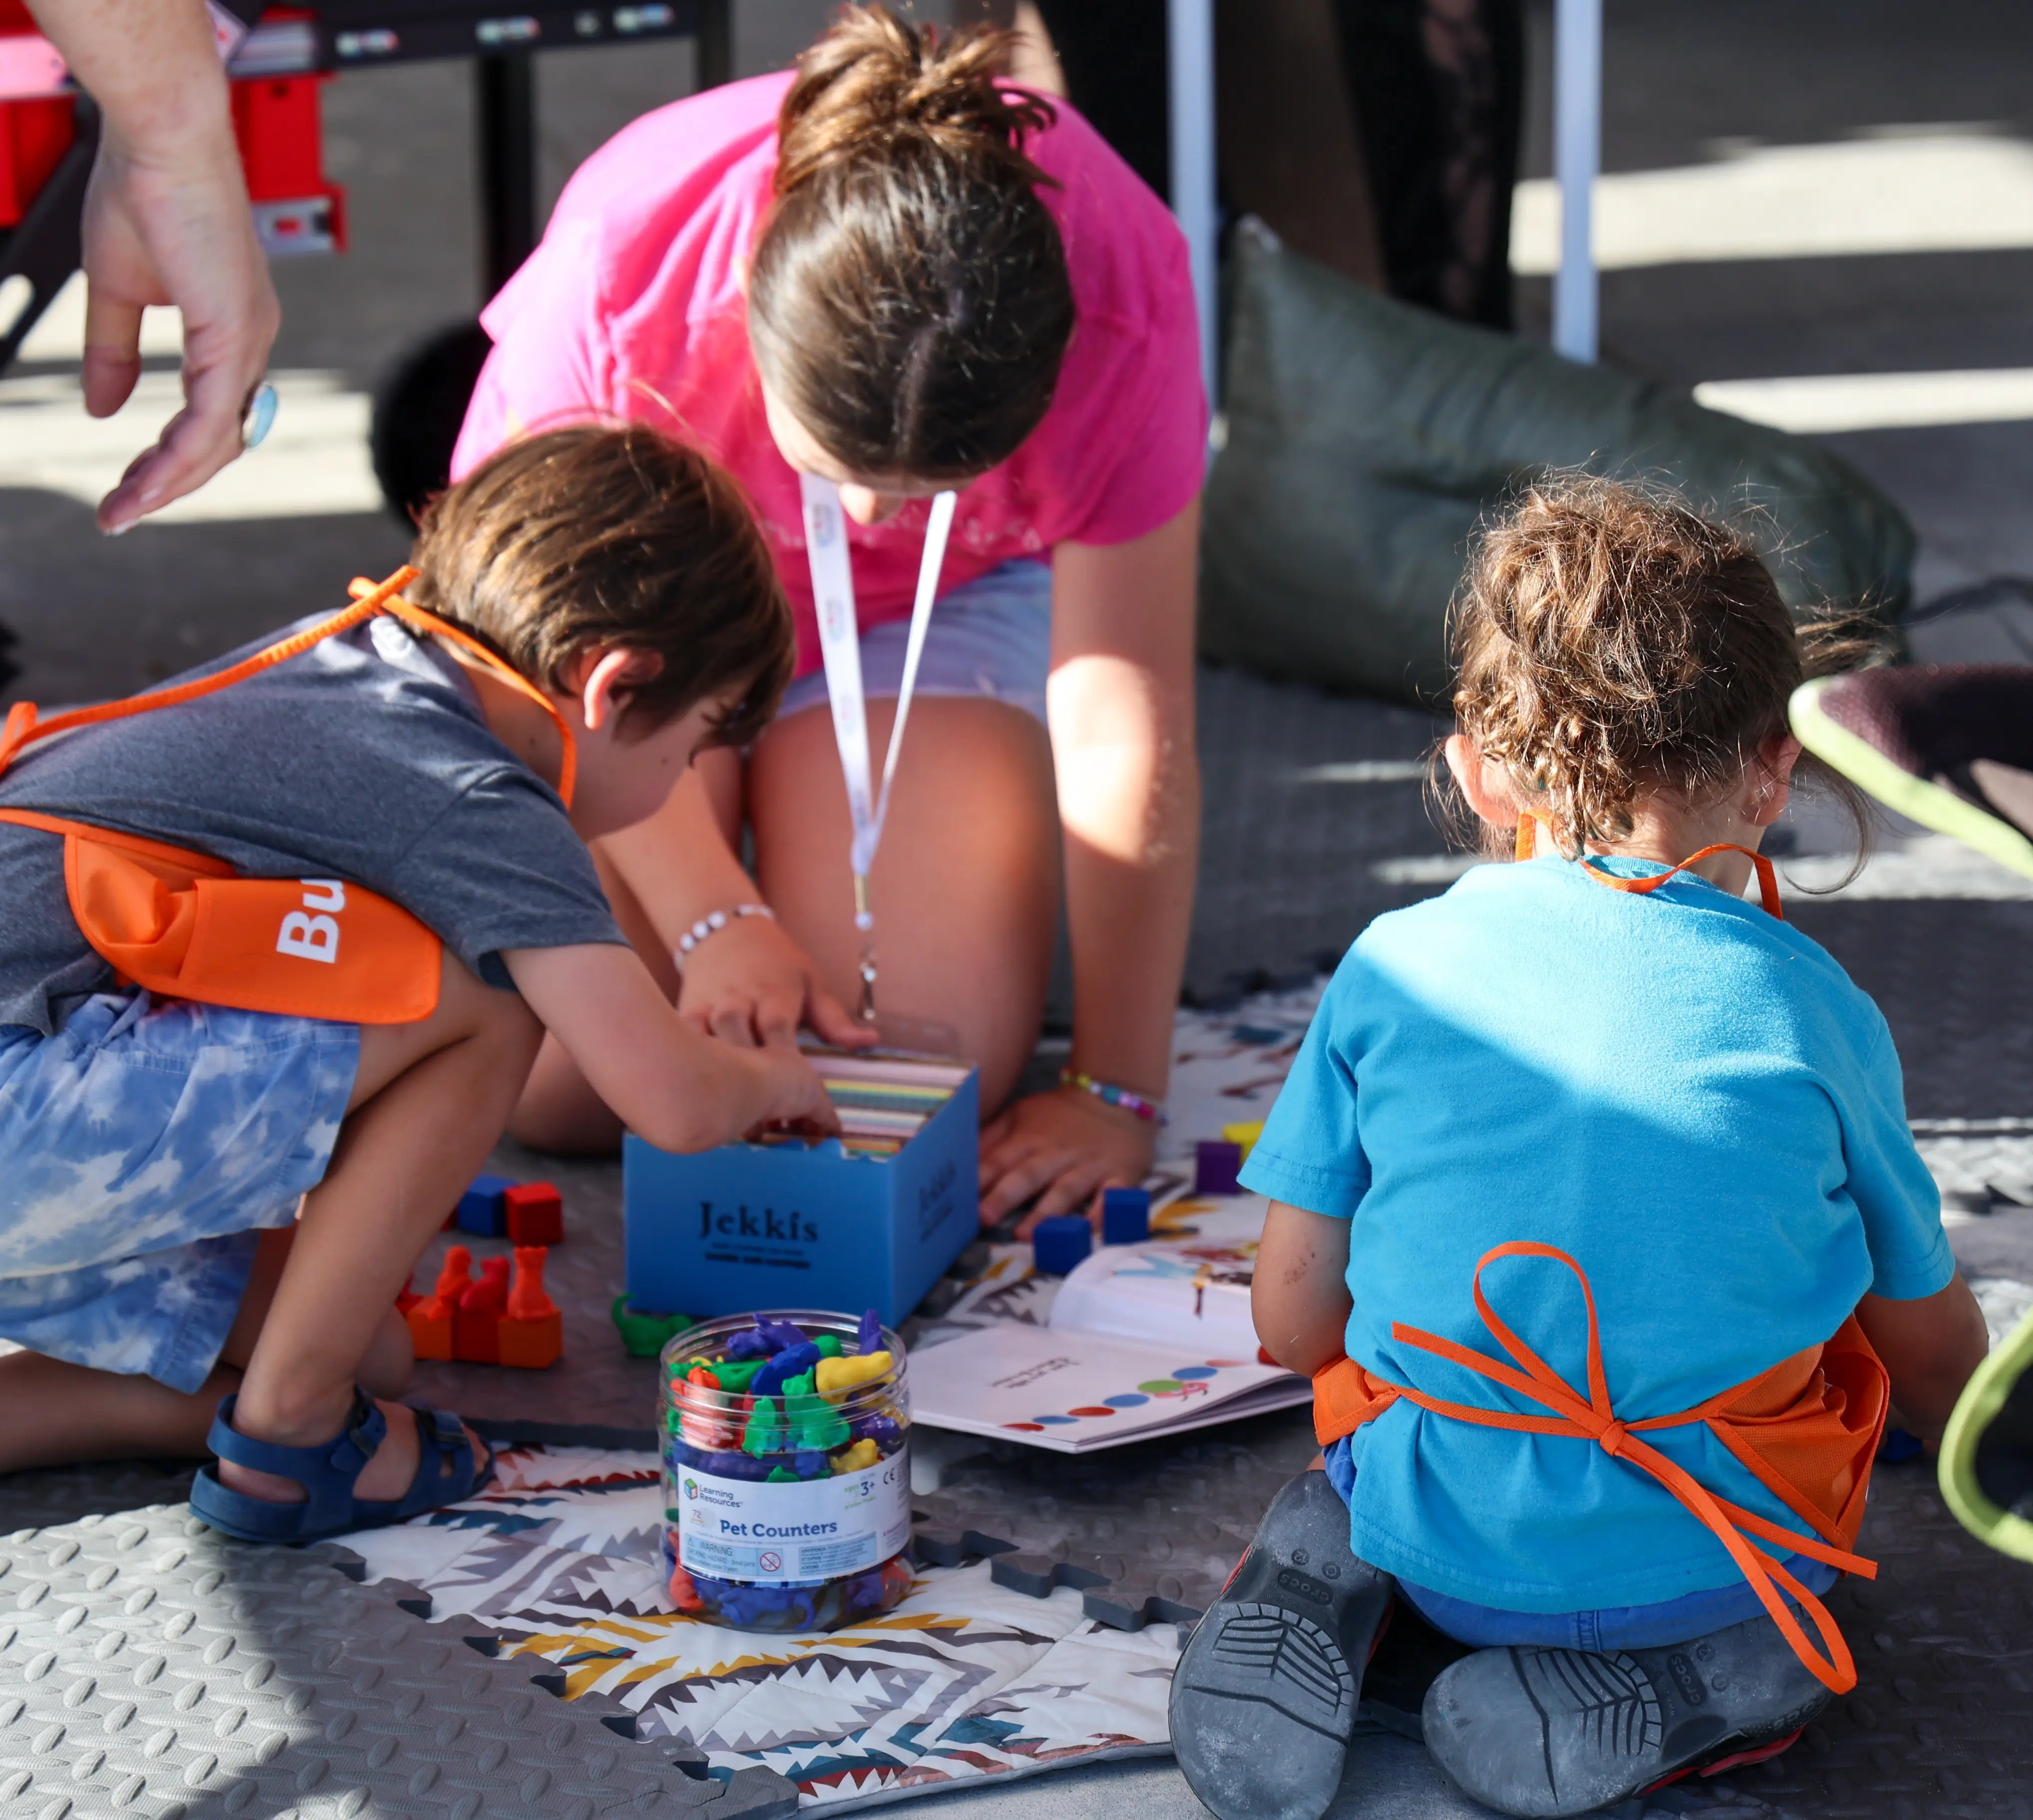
623,1062,979,1328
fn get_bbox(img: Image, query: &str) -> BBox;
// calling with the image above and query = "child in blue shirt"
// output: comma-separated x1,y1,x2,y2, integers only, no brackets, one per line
1170,478,1989,1820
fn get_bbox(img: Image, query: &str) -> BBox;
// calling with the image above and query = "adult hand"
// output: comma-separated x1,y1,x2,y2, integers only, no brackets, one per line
28,0,280,531
675,913,876,1051
83,105,278,531
980,1086,1155,1235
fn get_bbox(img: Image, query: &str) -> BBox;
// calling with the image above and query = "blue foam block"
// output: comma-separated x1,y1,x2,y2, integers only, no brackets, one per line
1101,1186,1152,1245
455,1172,513,1237
1032,1214,1094,1276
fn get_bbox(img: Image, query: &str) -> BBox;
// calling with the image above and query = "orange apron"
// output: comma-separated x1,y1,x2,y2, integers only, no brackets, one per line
1311,822,1884,1695
0,568,576,1026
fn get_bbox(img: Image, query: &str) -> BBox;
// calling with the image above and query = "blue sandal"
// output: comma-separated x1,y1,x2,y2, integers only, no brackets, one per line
190,1389,495,1543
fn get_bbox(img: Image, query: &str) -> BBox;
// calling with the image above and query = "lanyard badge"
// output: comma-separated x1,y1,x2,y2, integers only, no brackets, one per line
801,474,959,1024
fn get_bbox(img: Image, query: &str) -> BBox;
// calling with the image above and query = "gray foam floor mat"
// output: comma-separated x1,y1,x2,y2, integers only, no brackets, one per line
0,1504,798,1819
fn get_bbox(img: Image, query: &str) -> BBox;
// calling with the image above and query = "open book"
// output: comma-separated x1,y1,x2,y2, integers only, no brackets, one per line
910,1199,1311,1452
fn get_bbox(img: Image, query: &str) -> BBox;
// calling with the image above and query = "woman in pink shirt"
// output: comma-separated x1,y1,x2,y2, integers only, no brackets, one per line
456,5,1205,1226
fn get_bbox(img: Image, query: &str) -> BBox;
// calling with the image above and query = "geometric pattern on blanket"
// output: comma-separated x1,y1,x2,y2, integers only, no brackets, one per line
342,1446,1181,1812
338,989,1341,1810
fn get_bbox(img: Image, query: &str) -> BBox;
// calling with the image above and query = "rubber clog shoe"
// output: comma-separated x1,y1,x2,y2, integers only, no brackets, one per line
190,1389,493,1543
1169,1470,1395,1820
1940,1304,2033,1561
1790,668,2033,881
1422,1614,1832,1818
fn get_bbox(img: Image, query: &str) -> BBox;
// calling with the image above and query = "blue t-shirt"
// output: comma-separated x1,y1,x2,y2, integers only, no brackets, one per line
1241,854,1952,1614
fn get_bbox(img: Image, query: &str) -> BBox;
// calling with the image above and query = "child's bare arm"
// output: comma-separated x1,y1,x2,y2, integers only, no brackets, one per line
1254,1201,1354,1378
1855,1274,1989,1442
504,942,837,1152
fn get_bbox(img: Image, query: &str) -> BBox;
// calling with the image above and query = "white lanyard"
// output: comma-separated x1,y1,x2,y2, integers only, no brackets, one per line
801,473,957,1020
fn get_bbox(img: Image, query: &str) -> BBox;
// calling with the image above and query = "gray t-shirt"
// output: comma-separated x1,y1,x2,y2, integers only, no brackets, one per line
0,613,624,1033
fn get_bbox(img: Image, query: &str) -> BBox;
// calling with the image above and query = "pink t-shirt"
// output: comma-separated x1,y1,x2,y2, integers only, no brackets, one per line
453,72,1208,678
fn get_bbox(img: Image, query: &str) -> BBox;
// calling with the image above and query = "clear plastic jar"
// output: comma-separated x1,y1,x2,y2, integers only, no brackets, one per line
658,1308,913,1632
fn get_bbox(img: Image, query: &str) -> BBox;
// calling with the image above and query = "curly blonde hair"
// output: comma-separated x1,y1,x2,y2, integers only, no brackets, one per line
1449,475,1875,858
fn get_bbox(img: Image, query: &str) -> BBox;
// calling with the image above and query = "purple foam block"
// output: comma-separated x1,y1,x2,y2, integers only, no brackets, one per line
856,1307,883,1355
1194,1139,1244,1196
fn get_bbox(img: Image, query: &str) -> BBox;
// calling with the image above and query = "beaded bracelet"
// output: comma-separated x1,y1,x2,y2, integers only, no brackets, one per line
1059,1067,1166,1124
676,903,776,960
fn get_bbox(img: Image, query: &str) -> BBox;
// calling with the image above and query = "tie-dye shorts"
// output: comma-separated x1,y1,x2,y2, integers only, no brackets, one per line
0,990,358,1393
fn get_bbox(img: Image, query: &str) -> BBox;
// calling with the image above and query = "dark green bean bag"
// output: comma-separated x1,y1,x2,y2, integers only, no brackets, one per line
1199,221,1916,706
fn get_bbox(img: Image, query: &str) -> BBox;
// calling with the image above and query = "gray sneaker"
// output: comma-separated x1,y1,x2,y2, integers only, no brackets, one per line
1169,1471,1396,1820
1422,1615,1832,1818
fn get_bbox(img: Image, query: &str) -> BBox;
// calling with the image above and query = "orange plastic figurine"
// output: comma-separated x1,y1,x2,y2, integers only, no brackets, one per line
453,1255,511,1365
498,1245,562,1368
406,1245,473,1361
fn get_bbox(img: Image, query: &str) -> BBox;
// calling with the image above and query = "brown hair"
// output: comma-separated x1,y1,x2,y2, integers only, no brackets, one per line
406,425,793,746
1448,474,1877,859
747,4,1075,481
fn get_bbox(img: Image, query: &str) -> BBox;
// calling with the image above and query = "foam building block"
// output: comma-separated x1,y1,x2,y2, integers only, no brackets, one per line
1102,1185,1152,1244
1032,1214,1093,1276
452,1255,509,1365
453,1172,513,1237
1195,1139,1244,1196
1221,1120,1266,1161
504,1179,563,1245
406,1246,472,1361
498,1245,562,1368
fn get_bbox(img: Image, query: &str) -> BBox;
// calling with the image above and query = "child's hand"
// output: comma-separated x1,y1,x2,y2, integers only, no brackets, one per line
739,1043,840,1139
505,941,836,1153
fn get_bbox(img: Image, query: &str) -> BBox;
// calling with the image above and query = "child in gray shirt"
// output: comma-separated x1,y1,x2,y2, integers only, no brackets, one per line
0,425,834,1540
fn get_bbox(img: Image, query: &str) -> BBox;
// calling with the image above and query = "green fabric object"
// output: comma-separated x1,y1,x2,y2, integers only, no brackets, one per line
813,1334,844,1359
743,1396,785,1457
712,1358,765,1393
1200,221,1915,707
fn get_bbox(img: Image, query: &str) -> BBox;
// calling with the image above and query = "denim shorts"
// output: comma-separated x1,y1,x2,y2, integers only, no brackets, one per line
777,557,1053,726
1321,1436,1841,1651
0,990,358,1393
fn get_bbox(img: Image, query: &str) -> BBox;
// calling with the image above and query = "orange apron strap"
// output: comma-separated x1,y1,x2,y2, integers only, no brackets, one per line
1311,1356,1401,1449
1513,809,1783,919
0,568,419,783
348,578,578,811
0,806,235,874
0,567,577,1028
1367,1242,1875,1695
0,566,578,814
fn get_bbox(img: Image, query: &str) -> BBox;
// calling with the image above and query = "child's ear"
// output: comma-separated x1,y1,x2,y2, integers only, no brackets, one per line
1746,733,1802,828
570,647,666,733
1445,733,1524,832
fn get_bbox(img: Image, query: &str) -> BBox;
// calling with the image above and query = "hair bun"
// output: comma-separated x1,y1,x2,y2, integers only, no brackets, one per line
775,3,1054,198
